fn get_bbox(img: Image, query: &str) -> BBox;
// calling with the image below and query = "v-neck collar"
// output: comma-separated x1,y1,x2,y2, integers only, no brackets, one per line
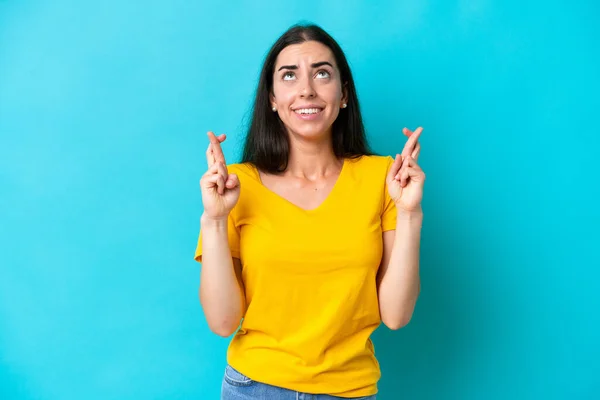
251,159,347,213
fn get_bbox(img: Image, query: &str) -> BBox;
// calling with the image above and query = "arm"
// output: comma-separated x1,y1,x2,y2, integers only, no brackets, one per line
376,208,423,330
198,131,244,337
378,126,425,329
199,215,246,337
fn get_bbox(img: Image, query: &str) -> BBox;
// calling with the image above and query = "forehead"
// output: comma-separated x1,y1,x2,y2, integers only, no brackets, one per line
274,41,336,68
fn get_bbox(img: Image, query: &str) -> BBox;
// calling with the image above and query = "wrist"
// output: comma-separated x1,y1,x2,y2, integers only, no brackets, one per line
395,206,424,223
201,213,228,228
395,203,423,216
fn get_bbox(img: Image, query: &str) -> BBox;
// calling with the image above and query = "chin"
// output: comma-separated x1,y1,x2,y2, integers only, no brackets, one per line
287,120,334,139
290,126,331,141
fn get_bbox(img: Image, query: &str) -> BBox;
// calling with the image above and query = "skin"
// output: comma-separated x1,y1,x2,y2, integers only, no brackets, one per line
270,41,347,144
199,40,425,336
262,41,349,210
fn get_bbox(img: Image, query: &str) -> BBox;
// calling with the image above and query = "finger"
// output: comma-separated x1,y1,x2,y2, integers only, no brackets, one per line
399,156,421,186
205,131,226,168
395,154,410,180
395,154,419,182
217,175,226,195
401,127,423,157
215,162,228,195
398,157,425,184
406,166,426,182
207,131,227,164
387,154,404,179
200,172,223,190
405,127,423,154
205,162,220,175
225,173,239,189
411,142,421,161
413,146,421,162
401,156,422,171
200,163,220,184
216,161,228,178
404,156,421,168
400,167,410,187
206,144,216,168
398,152,411,173
207,131,227,143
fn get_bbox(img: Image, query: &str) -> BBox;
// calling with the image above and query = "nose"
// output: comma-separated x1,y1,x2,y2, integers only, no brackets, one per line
299,76,316,98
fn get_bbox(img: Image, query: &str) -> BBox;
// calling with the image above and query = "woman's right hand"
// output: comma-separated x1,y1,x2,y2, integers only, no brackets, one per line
200,131,240,220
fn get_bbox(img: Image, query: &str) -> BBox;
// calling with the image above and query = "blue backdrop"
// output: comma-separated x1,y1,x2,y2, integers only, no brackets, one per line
1,1,599,399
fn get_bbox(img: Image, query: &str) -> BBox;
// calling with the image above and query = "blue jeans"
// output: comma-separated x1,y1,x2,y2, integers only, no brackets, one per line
221,365,377,400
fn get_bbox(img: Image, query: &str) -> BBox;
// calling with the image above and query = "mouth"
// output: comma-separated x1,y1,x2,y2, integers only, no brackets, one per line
293,107,324,116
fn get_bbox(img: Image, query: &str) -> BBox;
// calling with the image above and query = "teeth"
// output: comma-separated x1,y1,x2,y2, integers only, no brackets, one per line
295,108,321,115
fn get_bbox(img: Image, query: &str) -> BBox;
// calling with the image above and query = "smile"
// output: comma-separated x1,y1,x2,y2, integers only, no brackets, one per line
293,108,323,115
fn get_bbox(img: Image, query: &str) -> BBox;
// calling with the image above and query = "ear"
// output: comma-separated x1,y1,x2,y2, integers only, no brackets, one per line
341,82,349,105
269,91,276,109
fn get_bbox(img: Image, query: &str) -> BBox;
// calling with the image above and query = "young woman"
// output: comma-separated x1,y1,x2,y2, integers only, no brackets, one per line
195,23,425,399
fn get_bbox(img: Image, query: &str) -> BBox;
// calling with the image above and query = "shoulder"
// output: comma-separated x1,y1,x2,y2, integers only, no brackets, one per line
226,162,260,181
224,163,261,219
226,162,263,197
346,154,395,173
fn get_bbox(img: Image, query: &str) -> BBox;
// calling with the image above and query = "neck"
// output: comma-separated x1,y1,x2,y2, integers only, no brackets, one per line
285,132,341,180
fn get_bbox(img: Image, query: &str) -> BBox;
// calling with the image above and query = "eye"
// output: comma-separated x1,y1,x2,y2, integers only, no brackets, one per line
315,70,331,79
283,71,296,81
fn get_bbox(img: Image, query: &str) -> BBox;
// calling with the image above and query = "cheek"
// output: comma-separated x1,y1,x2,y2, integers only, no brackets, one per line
320,83,343,103
272,83,293,105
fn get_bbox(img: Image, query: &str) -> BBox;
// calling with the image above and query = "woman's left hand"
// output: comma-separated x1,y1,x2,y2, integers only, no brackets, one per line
386,127,426,213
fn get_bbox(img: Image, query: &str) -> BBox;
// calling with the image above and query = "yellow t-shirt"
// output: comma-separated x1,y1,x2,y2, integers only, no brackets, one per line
194,155,397,397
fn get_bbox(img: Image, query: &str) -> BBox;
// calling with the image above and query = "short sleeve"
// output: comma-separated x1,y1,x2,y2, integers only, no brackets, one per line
193,211,241,263
382,156,397,232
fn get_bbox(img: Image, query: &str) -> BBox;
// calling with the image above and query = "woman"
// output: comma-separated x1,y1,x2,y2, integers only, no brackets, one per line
195,23,425,399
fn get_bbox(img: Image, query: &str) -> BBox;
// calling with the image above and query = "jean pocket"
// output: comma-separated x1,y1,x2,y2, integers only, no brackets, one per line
223,365,254,387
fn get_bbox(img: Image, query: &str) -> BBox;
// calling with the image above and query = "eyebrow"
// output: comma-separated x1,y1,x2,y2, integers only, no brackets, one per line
277,61,334,71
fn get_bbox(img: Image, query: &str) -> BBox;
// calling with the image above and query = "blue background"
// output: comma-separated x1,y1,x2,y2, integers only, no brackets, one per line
1,1,599,399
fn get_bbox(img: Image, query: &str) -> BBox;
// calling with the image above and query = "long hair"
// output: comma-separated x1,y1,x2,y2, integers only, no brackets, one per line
241,23,373,173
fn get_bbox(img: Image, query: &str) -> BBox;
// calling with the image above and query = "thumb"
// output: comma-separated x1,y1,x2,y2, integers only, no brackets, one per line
387,154,403,181
225,173,239,189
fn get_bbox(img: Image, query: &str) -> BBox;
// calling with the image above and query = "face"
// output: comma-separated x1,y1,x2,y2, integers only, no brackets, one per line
270,41,347,141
